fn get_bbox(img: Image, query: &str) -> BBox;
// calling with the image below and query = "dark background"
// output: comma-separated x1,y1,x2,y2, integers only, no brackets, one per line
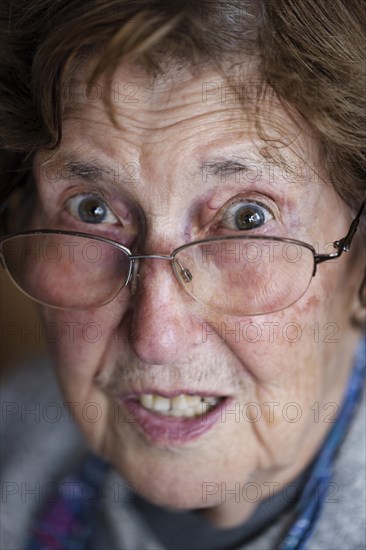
0,270,45,373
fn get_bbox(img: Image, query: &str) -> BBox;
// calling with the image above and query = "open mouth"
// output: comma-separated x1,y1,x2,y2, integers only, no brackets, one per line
120,393,230,444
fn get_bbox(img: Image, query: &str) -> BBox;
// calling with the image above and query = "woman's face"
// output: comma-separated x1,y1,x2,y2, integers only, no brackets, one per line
33,62,363,526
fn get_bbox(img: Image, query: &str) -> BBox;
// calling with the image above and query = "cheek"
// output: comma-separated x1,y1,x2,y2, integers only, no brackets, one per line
38,299,128,379
37,304,128,449
219,273,339,383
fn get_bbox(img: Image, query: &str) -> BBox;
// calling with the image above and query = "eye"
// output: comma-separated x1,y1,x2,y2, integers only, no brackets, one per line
65,194,118,224
220,200,273,231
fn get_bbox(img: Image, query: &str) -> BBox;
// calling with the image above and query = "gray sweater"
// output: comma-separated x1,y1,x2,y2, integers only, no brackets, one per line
1,356,365,550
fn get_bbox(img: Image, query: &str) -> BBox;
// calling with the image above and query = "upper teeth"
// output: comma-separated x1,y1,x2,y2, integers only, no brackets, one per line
138,394,220,417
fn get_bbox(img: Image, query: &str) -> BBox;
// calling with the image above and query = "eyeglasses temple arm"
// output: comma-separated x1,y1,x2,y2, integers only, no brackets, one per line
314,198,365,267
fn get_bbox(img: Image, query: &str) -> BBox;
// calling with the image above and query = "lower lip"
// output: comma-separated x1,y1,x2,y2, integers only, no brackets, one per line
119,397,231,444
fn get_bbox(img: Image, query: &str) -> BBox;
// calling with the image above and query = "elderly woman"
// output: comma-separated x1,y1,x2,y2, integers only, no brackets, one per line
0,0,365,549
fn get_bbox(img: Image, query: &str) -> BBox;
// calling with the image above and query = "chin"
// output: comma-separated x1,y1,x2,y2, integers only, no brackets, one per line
109,448,220,510
127,476,215,511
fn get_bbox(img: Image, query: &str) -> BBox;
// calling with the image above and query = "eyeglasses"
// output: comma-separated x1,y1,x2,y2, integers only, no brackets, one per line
0,200,364,315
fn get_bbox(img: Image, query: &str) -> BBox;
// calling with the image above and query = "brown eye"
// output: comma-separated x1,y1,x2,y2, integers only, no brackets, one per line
66,194,118,224
221,201,273,231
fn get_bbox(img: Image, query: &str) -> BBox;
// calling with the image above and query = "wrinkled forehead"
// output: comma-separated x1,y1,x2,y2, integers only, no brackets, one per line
34,58,326,207
62,59,314,152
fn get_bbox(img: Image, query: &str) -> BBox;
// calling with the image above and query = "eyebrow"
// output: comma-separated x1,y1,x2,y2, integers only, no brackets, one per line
39,152,129,189
200,144,290,176
200,160,249,176
63,159,110,182
40,147,290,190
61,155,114,182
42,153,253,187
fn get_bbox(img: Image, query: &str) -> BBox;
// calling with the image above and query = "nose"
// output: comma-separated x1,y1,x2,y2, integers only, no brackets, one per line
121,258,202,365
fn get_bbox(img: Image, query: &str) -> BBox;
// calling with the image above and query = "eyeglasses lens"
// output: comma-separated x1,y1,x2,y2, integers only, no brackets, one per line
174,239,314,315
2,234,314,314
1,234,131,309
